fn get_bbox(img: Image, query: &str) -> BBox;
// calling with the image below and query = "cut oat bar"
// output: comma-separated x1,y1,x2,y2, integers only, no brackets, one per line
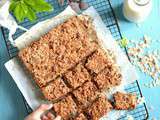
64,64,91,89
94,66,122,91
87,96,113,120
18,41,55,87
73,81,99,107
41,78,70,101
85,49,113,74
53,95,78,120
113,92,137,110
18,16,97,87
74,113,87,120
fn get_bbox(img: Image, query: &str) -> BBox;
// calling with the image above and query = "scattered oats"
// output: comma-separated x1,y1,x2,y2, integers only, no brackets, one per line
137,96,145,105
127,35,160,87
143,34,150,45
126,114,134,120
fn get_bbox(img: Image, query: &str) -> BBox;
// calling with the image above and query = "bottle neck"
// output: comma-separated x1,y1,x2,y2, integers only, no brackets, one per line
134,0,150,6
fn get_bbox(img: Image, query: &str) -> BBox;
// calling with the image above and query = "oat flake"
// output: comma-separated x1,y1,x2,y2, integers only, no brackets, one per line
127,35,160,87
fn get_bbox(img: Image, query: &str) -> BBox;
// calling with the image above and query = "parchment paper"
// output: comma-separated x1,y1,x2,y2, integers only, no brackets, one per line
5,6,138,119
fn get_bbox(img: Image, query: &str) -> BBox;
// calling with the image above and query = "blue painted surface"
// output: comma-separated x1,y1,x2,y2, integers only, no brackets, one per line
111,0,160,119
0,30,27,119
0,0,159,120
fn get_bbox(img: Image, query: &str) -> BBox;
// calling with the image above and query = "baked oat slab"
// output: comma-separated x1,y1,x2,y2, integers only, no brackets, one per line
41,77,70,101
18,16,97,88
113,92,137,110
87,96,113,120
53,95,78,120
73,81,99,107
64,63,91,89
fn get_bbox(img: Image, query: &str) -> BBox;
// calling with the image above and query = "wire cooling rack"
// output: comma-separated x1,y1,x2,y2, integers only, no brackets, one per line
1,0,149,119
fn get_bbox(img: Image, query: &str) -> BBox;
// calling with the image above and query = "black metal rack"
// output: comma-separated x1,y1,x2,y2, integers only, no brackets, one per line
1,0,149,119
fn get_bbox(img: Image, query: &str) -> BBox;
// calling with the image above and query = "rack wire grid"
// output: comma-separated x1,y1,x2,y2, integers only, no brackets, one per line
1,0,149,119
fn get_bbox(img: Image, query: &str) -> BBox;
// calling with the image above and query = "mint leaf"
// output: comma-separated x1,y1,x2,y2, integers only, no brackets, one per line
13,2,25,22
9,1,17,11
120,37,128,48
23,0,36,6
26,7,37,21
24,0,53,12
9,0,53,22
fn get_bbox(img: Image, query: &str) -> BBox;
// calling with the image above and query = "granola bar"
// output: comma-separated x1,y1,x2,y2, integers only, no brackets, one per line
73,81,98,107
53,95,78,120
113,92,137,110
87,96,113,120
41,78,70,101
85,49,113,74
64,64,91,89
94,66,122,91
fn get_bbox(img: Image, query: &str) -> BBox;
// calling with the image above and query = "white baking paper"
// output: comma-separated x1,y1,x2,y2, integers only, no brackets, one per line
5,6,138,119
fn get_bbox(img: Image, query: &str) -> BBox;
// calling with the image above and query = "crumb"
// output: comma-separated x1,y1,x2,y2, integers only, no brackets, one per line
126,114,134,120
137,96,145,105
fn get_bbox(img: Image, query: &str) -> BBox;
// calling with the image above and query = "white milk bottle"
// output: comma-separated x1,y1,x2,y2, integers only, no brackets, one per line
123,0,152,23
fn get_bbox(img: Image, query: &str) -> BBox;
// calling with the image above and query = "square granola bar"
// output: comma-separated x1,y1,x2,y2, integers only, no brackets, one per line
73,81,98,107
74,113,87,120
64,64,91,89
41,78,70,101
53,95,78,120
94,66,122,91
85,49,113,74
113,92,137,110
18,16,97,87
87,96,113,120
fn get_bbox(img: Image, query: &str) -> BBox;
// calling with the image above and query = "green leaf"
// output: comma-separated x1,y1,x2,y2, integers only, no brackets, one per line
24,0,53,12
21,2,29,14
9,0,53,22
23,0,36,6
13,2,25,22
9,1,17,11
120,37,128,48
13,1,34,22
26,7,37,21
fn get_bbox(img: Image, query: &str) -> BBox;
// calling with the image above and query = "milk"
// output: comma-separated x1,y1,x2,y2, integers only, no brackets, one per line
123,0,152,23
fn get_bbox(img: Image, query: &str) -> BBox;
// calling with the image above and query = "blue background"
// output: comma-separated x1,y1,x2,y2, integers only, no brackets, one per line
111,0,160,119
0,0,159,120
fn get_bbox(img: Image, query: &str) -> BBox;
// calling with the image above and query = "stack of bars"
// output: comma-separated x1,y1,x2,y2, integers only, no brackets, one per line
18,16,137,120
